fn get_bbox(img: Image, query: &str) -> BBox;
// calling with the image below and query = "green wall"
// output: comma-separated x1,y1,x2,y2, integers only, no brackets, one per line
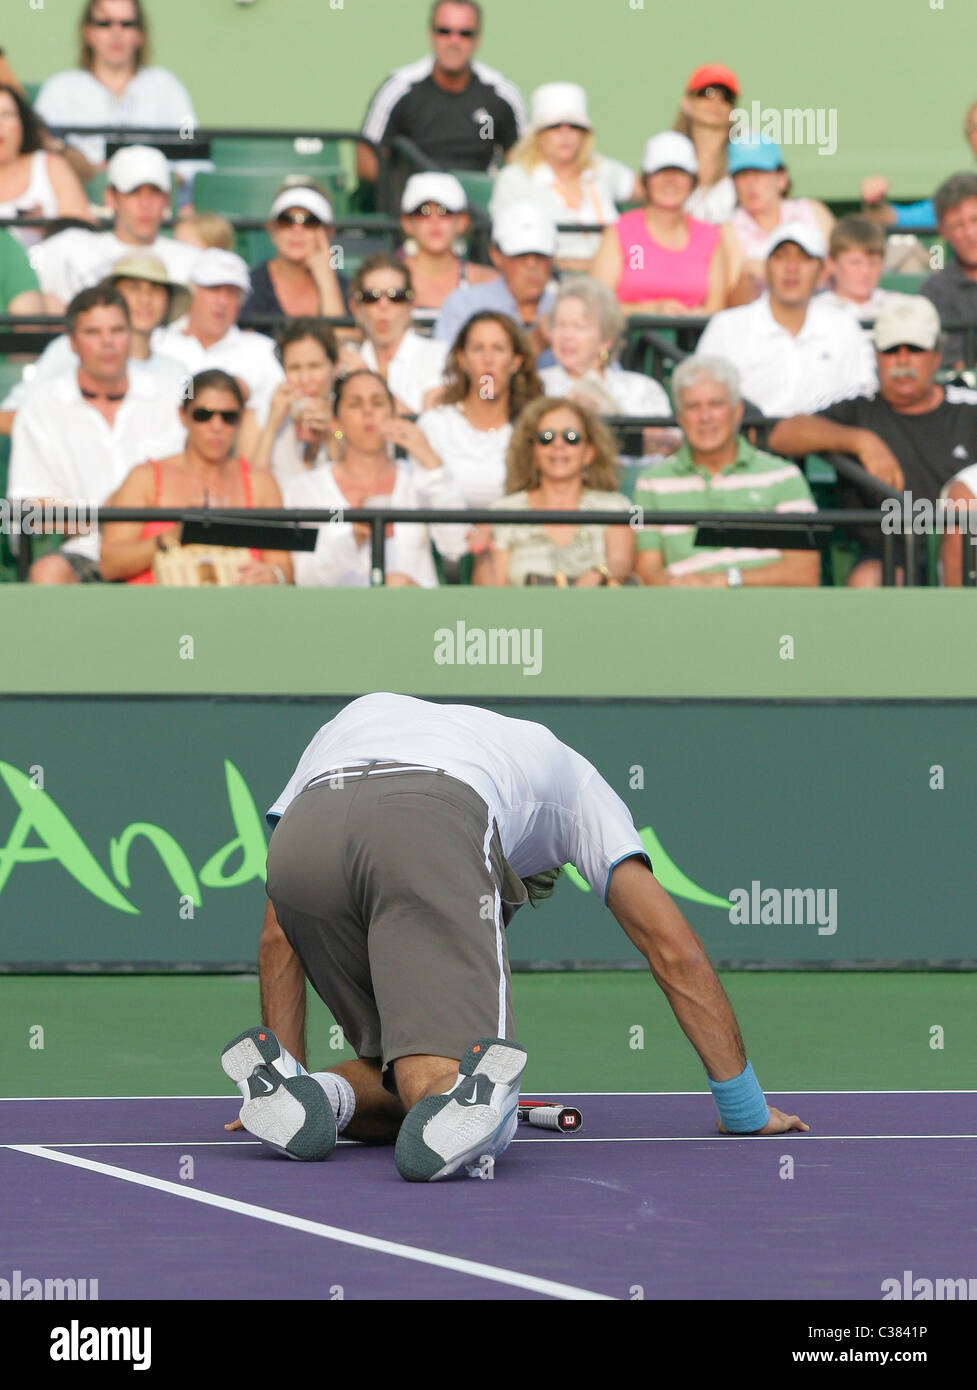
2,588,977,698
7,0,977,199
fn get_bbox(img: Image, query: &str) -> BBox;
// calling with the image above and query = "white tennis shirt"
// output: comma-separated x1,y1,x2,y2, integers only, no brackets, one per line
267,693,649,901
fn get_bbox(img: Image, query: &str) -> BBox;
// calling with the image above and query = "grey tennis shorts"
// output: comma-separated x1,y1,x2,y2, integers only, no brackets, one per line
265,762,528,1093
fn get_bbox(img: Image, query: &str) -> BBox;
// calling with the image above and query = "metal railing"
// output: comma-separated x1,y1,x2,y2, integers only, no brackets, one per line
4,504,916,587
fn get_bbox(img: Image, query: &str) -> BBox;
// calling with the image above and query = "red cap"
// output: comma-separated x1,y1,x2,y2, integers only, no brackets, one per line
686,64,740,97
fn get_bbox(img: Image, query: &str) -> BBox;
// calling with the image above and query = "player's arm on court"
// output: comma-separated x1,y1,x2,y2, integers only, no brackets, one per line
606,858,808,1135
258,899,307,1066
225,900,308,1131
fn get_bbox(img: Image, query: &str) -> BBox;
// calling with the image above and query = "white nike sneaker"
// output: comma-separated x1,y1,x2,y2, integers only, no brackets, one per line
220,1026,336,1161
394,1038,527,1182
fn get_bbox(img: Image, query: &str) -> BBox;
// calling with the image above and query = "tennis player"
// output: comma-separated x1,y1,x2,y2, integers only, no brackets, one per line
222,692,808,1180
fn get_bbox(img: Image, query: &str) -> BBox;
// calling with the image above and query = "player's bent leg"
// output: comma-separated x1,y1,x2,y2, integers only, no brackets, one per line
394,1039,527,1183
324,1057,406,1143
221,1026,337,1161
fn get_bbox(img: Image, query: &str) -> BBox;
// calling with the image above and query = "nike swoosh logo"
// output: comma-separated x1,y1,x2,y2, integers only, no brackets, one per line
463,1092,480,1105
257,1075,274,1093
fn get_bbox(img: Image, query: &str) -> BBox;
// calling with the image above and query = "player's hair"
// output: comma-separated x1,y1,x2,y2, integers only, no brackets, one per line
79,0,150,72
65,283,131,335
505,396,620,494
828,215,885,259
0,85,45,155
275,318,339,367
439,311,542,419
521,867,563,906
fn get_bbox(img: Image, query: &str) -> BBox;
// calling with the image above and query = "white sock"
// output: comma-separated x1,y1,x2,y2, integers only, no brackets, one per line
311,1071,356,1132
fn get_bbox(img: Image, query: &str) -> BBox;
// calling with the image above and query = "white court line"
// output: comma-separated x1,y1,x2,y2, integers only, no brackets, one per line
4,1134,977,1150
9,1145,612,1302
2,1088,976,1101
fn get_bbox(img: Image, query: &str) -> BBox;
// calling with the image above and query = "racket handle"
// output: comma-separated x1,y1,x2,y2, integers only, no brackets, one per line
526,1105,583,1133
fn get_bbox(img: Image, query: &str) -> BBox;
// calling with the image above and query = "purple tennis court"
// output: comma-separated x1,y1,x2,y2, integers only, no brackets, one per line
3,1091,974,1301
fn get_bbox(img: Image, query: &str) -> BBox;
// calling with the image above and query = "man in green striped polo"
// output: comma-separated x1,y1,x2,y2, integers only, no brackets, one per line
634,355,821,587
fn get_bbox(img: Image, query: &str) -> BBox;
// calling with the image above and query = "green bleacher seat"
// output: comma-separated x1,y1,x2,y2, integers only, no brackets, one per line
880,272,926,294
209,138,342,172
449,171,494,214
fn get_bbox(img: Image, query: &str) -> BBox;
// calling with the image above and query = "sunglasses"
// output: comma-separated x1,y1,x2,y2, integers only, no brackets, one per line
353,287,413,303
536,428,583,446
543,123,588,133
276,211,323,229
410,202,452,218
432,26,477,37
89,17,141,27
190,407,241,425
878,343,931,355
692,84,735,102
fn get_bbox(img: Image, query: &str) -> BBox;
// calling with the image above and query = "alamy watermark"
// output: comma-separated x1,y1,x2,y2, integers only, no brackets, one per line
880,493,977,535
730,102,838,158
433,622,542,676
0,499,98,537
882,1269,977,1300
1,1269,98,1300
728,882,837,936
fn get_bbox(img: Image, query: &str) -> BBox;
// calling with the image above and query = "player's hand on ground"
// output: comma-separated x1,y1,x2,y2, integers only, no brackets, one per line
717,1105,810,1135
224,1116,244,1132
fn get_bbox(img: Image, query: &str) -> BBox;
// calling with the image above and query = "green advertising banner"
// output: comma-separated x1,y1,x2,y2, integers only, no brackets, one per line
0,697,973,969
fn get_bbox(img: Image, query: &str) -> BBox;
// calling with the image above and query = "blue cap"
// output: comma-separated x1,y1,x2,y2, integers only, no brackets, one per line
728,134,784,175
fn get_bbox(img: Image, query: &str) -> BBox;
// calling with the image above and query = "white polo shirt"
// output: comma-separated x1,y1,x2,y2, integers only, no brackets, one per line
696,294,878,417
8,367,186,561
151,317,285,424
360,330,449,415
34,66,198,167
267,693,650,900
283,460,451,589
30,230,201,307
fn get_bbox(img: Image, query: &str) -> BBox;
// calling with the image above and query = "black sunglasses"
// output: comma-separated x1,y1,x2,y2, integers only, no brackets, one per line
692,84,736,103
276,210,323,229
353,287,413,303
89,17,141,27
190,407,241,424
536,428,583,446
410,202,452,218
432,25,477,37
878,343,931,355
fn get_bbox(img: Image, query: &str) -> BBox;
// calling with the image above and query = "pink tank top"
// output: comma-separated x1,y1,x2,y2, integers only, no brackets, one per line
614,208,721,307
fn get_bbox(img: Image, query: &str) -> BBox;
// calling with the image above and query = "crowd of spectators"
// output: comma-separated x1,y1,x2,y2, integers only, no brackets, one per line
3,0,977,589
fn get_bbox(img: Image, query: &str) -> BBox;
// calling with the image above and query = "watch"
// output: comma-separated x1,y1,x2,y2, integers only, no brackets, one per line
726,566,743,588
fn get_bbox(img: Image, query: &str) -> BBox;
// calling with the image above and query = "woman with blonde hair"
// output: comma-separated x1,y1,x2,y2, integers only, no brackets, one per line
480,396,634,587
490,83,637,272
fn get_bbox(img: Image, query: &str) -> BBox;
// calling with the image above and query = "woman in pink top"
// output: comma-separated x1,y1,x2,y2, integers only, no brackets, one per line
592,132,728,316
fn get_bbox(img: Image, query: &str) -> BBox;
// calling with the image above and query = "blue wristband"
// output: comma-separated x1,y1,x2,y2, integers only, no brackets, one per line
708,1061,770,1133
